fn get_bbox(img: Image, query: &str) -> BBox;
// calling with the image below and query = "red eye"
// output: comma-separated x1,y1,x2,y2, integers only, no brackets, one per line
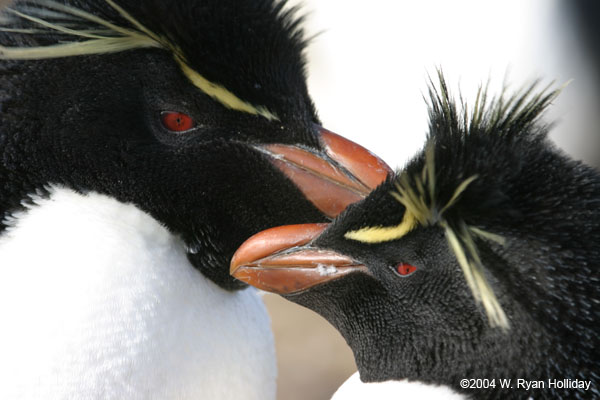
395,263,417,276
161,111,195,132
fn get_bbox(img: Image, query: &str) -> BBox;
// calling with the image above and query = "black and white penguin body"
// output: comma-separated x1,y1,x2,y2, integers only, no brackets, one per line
0,187,276,399
232,77,600,399
0,0,390,398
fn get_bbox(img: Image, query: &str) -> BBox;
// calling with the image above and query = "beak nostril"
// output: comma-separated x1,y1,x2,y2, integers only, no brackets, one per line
318,127,393,190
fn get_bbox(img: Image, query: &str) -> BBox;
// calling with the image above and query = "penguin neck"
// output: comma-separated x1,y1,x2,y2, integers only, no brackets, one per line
345,303,587,399
291,276,574,398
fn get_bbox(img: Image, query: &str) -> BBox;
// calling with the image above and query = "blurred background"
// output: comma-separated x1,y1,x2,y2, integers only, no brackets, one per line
269,1,600,399
1,0,597,399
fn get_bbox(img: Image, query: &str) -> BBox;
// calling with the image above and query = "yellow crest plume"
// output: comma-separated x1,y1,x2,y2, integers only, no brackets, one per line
0,0,278,120
345,144,509,329
344,73,563,330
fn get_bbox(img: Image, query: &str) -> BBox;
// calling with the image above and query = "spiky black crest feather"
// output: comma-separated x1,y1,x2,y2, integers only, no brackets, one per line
416,71,572,239
418,74,564,327
347,73,568,328
427,71,560,143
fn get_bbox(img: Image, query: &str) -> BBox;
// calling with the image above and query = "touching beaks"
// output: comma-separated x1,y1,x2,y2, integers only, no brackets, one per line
230,223,367,294
257,126,392,218
237,127,386,292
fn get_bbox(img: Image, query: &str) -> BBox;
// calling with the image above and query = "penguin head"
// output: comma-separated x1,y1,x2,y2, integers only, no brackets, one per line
232,75,599,387
0,0,391,289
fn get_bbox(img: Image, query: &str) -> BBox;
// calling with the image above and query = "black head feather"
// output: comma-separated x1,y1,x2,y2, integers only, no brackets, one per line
0,0,331,290
287,74,599,398
0,0,315,120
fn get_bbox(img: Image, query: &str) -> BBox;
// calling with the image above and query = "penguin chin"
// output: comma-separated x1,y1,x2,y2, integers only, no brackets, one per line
187,250,248,291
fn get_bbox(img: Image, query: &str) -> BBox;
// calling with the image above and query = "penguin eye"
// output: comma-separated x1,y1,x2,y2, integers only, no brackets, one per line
161,111,195,132
394,263,417,277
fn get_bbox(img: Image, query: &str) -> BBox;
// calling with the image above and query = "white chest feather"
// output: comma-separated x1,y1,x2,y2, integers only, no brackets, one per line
0,187,276,400
331,372,466,400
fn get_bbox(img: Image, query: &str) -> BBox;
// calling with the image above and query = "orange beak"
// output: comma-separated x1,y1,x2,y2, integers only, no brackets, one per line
230,223,366,294
257,126,392,218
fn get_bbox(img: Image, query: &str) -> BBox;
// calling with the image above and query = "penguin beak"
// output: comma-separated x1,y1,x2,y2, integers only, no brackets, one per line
230,223,366,294
258,126,392,218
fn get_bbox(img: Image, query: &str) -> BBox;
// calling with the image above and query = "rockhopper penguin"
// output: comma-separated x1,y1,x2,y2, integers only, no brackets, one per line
232,76,600,399
0,0,391,398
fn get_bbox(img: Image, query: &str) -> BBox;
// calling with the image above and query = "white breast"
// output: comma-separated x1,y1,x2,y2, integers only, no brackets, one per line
331,372,466,400
0,186,276,400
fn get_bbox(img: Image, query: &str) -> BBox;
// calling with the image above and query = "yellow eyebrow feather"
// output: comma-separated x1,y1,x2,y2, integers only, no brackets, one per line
0,0,278,121
344,211,417,243
343,140,509,329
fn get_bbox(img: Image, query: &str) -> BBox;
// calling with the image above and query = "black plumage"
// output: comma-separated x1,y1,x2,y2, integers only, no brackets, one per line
0,0,372,289
232,75,600,399
0,1,395,397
